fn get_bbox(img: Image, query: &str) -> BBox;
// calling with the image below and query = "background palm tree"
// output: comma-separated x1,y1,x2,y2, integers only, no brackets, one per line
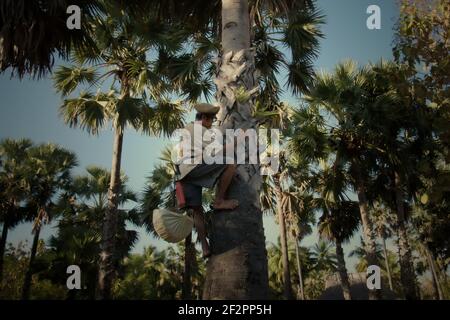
371,203,395,291
52,8,189,298
266,238,300,299
0,139,33,285
39,166,139,299
257,101,297,300
313,159,359,300
290,195,315,300
365,60,426,299
291,61,385,299
21,143,77,300
348,237,384,273
310,240,337,272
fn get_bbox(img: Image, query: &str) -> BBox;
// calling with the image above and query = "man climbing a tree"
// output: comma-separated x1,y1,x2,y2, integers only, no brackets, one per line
176,103,239,258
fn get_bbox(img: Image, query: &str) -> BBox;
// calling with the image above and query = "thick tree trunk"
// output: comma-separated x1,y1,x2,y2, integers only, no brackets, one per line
394,171,418,300
98,129,124,299
182,233,194,299
381,237,394,291
295,238,305,300
203,0,269,299
354,165,382,300
22,225,41,300
335,239,352,300
0,218,9,284
424,243,443,300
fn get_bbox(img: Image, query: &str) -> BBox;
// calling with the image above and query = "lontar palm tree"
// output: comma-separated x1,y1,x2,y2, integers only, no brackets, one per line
21,143,77,300
293,61,384,299
310,240,337,272
372,203,395,291
349,237,384,273
284,148,317,300
176,1,324,299
315,161,360,300
53,9,186,298
366,61,426,299
273,171,294,300
259,106,296,300
158,0,325,299
48,166,139,299
290,195,315,300
0,139,32,284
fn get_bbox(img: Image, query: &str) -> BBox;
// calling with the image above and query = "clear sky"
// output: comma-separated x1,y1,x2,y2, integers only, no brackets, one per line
0,0,399,272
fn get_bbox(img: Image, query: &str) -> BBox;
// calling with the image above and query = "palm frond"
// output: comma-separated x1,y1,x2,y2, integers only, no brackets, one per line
140,100,186,137
59,92,108,135
53,65,100,96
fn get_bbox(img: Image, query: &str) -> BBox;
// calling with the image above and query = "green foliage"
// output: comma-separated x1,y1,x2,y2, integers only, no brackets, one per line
267,239,314,299
304,270,327,300
113,245,205,299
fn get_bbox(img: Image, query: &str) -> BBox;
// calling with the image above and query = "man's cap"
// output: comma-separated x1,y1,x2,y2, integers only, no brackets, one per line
194,103,220,114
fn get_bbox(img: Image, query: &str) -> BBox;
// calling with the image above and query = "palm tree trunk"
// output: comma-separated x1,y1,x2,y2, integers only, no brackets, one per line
294,238,305,300
274,179,293,300
22,225,41,300
354,164,381,300
203,0,269,299
182,233,193,299
394,171,418,300
335,239,352,300
274,178,293,300
424,243,443,300
381,236,394,291
98,129,124,299
0,217,9,284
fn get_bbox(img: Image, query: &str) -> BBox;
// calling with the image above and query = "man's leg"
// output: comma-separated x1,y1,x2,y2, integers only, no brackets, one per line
192,206,210,258
213,164,239,210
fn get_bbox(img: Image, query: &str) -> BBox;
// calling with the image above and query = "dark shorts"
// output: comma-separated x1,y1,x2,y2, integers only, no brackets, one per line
180,163,227,207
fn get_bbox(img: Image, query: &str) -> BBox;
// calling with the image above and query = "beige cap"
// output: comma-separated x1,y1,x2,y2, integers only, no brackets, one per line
194,103,220,114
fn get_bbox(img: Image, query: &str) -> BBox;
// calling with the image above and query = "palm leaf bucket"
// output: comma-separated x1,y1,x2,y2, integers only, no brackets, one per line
152,208,194,243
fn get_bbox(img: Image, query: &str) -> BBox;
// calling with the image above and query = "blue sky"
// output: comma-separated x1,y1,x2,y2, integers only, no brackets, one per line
0,0,398,272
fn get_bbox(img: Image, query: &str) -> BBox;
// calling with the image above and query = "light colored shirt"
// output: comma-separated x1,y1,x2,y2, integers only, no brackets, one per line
176,122,224,180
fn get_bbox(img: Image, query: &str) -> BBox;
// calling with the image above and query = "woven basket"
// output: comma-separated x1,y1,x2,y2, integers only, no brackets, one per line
152,208,194,243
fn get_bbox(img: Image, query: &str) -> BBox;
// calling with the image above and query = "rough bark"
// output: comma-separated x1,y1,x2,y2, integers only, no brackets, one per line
335,239,352,300
182,233,194,299
98,129,124,299
202,0,269,299
381,236,394,291
274,176,293,300
295,238,305,300
22,225,41,300
394,171,418,300
0,217,9,284
354,164,382,300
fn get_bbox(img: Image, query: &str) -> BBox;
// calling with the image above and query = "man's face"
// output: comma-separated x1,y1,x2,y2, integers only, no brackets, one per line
201,114,216,129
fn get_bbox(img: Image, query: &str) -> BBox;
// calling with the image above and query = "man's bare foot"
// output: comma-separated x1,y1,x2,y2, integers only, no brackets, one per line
202,242,211,259
212,199,239,210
